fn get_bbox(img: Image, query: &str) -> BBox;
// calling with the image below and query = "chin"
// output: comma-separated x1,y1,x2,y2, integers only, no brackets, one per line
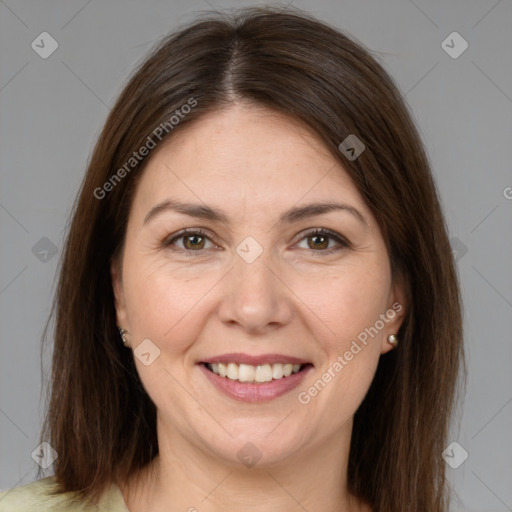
199,419,307,468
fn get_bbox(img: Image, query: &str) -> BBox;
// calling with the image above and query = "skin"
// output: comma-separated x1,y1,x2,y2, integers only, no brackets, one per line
112,102,407,512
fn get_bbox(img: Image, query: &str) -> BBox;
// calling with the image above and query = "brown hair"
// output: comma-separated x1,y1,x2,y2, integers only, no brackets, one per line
42,6,465,510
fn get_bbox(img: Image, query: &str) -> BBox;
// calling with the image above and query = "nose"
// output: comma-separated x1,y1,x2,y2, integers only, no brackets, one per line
217,248,293,335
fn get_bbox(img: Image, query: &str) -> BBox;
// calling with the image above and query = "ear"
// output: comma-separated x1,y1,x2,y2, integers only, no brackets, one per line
110,256,129,336
380,273,408,355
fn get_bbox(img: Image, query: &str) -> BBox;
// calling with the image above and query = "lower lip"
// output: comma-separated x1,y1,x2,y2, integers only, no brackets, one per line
198,363,313,403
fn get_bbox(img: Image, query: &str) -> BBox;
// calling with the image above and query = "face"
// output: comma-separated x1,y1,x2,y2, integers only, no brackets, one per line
112,103,406,468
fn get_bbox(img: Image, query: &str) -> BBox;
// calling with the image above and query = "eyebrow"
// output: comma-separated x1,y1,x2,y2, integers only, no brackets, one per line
143,199,368,228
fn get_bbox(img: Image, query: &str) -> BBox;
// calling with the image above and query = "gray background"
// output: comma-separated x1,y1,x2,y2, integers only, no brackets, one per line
0,1,511,510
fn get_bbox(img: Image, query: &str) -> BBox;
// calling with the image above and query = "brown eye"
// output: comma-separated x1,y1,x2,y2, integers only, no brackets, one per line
297,228,349,253
307,233,329,250
182,234,206,250
164,229,215,252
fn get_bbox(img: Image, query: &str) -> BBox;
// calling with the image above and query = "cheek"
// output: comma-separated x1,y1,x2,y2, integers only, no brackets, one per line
293,264,389,409
295,264,391,350
120,259,210,409
321,270,390,398
122,255,217,346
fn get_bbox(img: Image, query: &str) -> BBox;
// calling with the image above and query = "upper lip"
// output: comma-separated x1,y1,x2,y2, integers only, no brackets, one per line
200,353,312,366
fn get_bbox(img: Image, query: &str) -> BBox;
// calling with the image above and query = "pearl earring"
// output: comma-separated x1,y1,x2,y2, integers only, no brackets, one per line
118,327,128,344
387,334,398,348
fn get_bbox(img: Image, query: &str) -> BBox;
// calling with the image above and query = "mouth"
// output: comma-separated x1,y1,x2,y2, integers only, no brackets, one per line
197,355,314,402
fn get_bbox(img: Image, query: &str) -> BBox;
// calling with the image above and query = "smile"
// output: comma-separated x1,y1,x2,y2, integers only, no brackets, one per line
205,362,305,382
198,356,313,402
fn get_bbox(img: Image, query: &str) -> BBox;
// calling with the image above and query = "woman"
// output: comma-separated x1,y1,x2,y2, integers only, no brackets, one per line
0,6,464,511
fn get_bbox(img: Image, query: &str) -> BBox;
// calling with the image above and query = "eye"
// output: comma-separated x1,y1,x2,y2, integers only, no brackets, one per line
163,227,350,255
296,228,350,254
163,228,217,252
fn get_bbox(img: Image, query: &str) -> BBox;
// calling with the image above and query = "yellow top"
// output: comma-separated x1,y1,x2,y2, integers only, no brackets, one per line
0,476,129,511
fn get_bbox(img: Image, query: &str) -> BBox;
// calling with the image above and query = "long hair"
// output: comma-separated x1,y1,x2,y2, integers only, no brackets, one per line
42,6,465,510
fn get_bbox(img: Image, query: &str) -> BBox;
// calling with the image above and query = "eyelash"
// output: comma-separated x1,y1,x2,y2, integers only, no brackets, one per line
163,227,350,256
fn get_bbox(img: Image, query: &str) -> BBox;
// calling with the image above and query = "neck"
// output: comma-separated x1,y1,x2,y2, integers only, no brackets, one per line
122,416,370,512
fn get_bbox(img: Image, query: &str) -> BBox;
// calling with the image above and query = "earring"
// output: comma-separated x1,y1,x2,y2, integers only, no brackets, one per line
118,327,128,345
387,334,398,348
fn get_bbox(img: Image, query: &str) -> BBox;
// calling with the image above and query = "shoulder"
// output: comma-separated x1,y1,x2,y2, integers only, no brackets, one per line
0,476,129,512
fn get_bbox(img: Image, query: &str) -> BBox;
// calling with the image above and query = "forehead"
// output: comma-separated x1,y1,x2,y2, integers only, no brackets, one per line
131,103,371,224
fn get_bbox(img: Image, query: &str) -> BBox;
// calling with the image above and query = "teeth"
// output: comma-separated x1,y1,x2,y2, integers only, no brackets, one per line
255,364,273,382
238,364,255,382
272,364,284,379
283,364,293,377
227,363,238,380
206,362,304,382
218,363,227,377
